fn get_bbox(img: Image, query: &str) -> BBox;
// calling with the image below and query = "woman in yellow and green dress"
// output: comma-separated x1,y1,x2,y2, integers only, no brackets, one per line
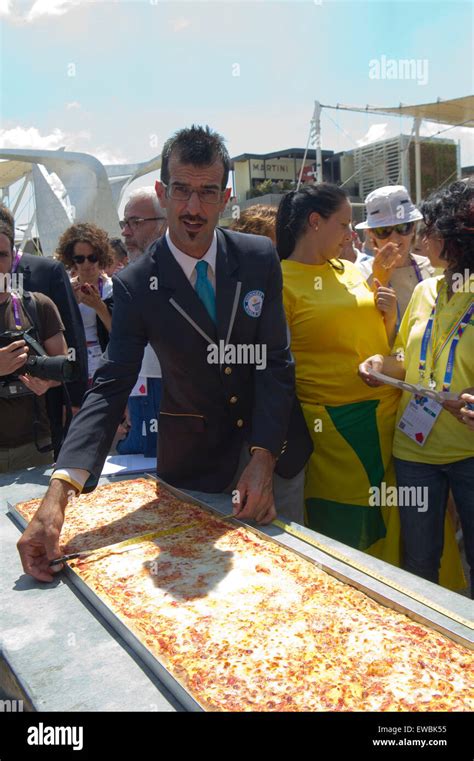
276,184,464,587
276,184,400,564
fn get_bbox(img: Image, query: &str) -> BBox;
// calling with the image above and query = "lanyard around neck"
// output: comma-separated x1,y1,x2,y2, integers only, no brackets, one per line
12,249,23,273
10,292,23,330
418,283,473,391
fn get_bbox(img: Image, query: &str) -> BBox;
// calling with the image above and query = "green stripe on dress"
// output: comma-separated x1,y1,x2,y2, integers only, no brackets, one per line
306,400,387,550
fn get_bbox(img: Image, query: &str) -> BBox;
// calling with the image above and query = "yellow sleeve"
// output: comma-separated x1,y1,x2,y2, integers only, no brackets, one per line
282,281,294,330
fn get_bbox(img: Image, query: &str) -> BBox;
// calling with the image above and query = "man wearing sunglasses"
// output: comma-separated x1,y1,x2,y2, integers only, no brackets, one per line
355,185,434,321
18,124,313,582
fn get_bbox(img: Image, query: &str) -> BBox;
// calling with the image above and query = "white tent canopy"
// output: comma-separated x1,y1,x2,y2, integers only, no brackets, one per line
0,149,162,256
303,95,473,202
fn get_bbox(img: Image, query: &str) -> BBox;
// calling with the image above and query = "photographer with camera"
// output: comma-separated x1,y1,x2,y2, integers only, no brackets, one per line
0,223,71,473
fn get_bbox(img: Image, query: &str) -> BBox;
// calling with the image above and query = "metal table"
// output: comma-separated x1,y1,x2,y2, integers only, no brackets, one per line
1,466,472,712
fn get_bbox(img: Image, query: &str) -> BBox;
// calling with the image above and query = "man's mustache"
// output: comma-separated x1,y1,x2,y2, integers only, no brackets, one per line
180,216,207,224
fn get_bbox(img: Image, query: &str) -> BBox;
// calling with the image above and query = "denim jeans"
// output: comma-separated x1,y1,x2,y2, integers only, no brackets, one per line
394,457,474,596
116,378,162,458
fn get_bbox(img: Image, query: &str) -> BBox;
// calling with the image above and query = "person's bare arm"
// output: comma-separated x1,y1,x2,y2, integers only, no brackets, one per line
0,339,28,376
358,353,406,387
233,449,276,525
460,393,474,430
443,387,474,423
80,285,112,332
373,279,397,346
367,242,402,287
17,479,76,582
95,300,112,333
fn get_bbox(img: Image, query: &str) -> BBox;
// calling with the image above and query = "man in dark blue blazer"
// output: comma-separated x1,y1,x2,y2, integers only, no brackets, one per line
18,125,312,582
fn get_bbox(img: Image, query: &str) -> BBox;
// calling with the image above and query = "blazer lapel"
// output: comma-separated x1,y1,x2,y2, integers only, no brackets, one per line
151,236,217,341
215,229,241,345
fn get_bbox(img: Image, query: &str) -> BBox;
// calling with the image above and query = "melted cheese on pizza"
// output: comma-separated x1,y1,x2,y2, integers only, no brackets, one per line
15,479,202,553
67,508,473,713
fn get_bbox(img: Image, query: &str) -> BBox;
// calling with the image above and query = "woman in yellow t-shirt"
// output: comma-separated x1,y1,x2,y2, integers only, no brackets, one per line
276,184,402,565
359,179,474,596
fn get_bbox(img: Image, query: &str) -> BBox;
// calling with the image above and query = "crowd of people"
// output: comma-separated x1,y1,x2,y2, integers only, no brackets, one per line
1,124,472,597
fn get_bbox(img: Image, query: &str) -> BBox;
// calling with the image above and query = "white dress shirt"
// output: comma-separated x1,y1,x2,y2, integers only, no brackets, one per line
166,230,217,292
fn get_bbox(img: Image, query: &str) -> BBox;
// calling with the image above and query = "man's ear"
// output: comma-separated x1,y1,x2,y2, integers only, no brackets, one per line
155,180,166,206
220,187,232,210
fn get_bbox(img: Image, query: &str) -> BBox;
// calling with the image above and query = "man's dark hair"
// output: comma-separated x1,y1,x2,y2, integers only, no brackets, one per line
160,125,231,190
0,221,14,251
0,203,15,233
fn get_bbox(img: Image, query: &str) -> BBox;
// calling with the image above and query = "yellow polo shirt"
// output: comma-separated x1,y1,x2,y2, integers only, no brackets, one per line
393,276,474,464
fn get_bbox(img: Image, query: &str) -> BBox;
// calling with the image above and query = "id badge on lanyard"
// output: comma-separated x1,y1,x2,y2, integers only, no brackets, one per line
397,395,442,446
399,289,473,446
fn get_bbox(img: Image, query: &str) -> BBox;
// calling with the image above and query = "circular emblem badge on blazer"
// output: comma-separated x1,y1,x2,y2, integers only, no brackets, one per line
243,290,264,318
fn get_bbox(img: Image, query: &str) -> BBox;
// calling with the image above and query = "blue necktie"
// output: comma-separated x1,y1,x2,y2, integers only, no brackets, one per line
194,260,216,323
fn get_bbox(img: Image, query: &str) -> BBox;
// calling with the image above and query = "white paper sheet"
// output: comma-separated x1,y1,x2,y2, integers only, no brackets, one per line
101,455,157,476
368,370,459,403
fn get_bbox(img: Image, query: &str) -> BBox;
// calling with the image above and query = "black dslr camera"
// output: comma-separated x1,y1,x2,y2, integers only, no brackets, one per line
0,328,76,397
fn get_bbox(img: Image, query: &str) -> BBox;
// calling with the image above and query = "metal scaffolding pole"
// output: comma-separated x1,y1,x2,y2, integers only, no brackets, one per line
314,100,323,183
414,117,422,204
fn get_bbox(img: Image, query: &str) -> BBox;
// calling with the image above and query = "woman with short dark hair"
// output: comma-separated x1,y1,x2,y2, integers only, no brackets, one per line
359,179,473,594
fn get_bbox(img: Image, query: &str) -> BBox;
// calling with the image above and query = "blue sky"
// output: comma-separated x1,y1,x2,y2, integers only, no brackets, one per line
1,0,473,177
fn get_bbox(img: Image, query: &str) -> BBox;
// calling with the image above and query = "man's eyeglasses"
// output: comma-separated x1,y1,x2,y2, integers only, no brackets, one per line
119,217,166,230
372,222,415,239
164,183,223,204
72,254,99,264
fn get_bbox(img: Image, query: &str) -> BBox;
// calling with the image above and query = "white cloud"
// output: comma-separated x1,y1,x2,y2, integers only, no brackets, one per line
93,147,129,165
66,101,81,110
0,0,12,17
0,126,68,150
2,0,109,23
27,0,81,21
170,16,191,33
0,126,129,165
356,123,388,147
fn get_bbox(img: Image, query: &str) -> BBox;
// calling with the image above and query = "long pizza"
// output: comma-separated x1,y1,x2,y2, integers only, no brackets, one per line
15,478,203,553
14,479,474,712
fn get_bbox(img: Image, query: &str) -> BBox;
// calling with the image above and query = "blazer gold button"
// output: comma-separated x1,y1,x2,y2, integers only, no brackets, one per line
236,419,244,427
230,396,238,404
224,367,232,375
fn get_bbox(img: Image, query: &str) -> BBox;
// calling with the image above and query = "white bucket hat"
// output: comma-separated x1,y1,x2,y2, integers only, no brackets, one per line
355,185,423,230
